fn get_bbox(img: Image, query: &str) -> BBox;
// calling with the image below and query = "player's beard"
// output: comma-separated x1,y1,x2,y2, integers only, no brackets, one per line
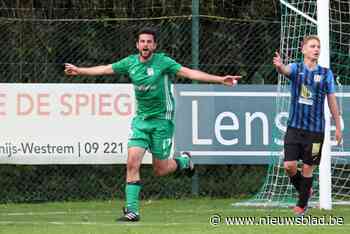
139,49,153,60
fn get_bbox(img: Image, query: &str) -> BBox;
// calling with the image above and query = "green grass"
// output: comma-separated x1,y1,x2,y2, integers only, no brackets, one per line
0,198,350,234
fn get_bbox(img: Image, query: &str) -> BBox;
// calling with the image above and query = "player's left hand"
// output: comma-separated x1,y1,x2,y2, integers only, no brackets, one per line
222,75,241,86
64,63,79,76
336,128,343,145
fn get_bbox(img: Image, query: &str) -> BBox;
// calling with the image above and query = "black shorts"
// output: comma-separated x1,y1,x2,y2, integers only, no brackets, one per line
284,127,325,166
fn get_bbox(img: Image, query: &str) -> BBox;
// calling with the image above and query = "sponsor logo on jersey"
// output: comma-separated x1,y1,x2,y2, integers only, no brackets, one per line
314,74,321,82
134,85,157,92
147,67,154,76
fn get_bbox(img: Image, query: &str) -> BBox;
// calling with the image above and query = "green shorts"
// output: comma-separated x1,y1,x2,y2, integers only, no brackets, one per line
128,116,174,160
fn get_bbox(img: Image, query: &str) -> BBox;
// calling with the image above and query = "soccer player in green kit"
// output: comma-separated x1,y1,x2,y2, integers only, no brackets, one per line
65,27,241,222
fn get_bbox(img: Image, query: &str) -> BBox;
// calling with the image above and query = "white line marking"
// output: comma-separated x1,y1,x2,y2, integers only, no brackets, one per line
0,221,202,226
186,151,350,157
179,92,350,97
189,151,281,156
0,221,349,227
179,92,289,97
0,209,227,216
0,211,113,216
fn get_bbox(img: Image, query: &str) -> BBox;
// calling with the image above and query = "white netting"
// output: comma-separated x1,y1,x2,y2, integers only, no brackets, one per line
236,0,350,208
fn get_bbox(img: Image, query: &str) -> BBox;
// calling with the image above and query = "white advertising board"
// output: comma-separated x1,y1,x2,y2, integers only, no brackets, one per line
0,84,153,164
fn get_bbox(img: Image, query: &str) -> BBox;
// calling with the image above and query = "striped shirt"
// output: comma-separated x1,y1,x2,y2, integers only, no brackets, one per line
287,62,335,133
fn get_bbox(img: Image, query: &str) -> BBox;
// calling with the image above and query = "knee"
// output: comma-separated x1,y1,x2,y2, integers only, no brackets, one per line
153,168,162,177
302,164,313,177
153,166,165,177
126,160,140,174
284,162,297,175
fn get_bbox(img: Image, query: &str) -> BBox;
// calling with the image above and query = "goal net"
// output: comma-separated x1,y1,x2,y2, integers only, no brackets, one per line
236,0,350,208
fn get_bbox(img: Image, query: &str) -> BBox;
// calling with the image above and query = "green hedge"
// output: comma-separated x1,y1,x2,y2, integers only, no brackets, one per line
0,165,267,203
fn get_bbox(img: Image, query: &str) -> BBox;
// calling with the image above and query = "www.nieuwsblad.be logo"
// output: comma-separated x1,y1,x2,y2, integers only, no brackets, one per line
209,214,344,226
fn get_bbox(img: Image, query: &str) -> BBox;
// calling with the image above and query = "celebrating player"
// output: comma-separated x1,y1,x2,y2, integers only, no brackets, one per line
65,27,241,222
273,35,342,216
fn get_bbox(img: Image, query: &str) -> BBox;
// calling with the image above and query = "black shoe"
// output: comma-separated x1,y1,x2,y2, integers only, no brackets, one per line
180,151,195,178
116,208,140,222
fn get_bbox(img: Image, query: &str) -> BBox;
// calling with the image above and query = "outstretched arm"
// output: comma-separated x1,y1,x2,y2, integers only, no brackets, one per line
327,93,343,145
177,66,241,86
273,51,291,77
64,63,115,76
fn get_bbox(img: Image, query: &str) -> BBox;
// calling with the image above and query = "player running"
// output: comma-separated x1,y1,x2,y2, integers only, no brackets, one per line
65,27,241,222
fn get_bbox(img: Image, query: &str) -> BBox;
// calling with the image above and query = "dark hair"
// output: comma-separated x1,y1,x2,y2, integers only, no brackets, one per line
137,27,157,42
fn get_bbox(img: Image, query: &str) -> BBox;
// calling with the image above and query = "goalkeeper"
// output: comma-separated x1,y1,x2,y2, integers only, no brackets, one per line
65,27,241,222
273,35,342,216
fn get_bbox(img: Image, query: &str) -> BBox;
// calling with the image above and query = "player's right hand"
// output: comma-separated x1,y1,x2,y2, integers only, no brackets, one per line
64,63,79,76
336,128,343,146
273,51,283,69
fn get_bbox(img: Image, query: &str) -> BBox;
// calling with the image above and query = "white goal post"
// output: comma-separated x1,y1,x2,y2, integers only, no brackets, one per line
317,0,332,210
235,0,350,209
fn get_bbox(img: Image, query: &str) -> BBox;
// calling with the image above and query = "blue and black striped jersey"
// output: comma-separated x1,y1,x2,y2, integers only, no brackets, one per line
287,62,335,133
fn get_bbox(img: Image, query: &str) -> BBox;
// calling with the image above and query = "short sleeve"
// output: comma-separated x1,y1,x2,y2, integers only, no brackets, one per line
162,56,182,75
111,56,131,75
288,63,298,80
326,69,335,94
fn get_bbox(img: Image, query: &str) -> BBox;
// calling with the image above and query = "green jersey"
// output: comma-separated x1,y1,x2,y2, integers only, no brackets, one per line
112,53,182,120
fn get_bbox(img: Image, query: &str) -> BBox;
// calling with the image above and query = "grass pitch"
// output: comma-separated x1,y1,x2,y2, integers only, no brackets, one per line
0,198,349,234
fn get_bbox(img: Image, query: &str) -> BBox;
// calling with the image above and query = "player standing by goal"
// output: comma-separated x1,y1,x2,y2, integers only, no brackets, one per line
273,35,342,216
65,27,241,222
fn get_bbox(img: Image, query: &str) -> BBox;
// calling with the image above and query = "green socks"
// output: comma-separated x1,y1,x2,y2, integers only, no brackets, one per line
125,181,142,214
175,156,190,170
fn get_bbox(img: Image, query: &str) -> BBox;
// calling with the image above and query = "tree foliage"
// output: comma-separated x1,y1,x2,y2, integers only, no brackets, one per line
1,0,279,19
0,1,281,84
